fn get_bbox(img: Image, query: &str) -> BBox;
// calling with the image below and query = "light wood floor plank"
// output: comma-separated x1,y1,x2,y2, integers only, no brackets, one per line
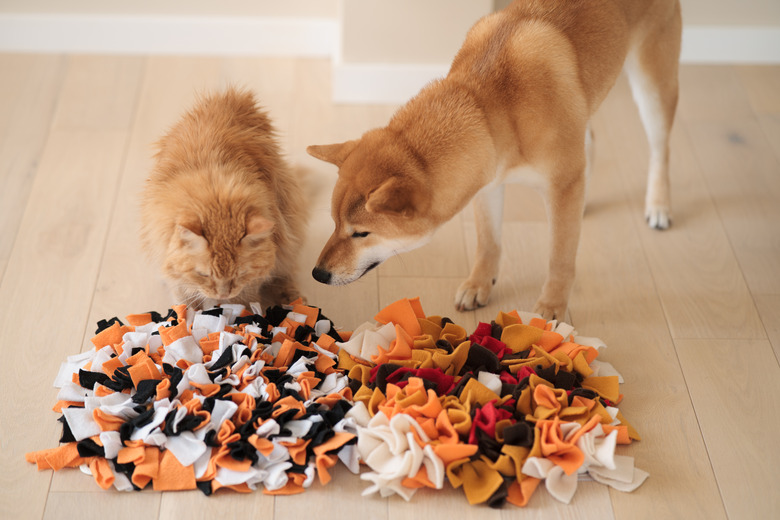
676,339,780,519
0,129,134,518
516,481,614,520
0,54,66,278
743,64,780,177
754,294,780,360
274,465,388,520
43,492,161,520
388,487,502,520
597,74,765,340
678,66,756,123
754,112,780,164
738,65,780,114
568,110,728,519
682,111,780,355
381,214,470,279
3,55,144,515
683,117,780,292
159,488,273,518
51,55,145,131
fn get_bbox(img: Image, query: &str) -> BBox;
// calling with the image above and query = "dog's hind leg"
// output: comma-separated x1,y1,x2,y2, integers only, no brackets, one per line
455,183,505,311
583,122,594,215
624,1,682,230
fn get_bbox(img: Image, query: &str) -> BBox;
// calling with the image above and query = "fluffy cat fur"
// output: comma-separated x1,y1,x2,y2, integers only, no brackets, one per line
139,88,306,309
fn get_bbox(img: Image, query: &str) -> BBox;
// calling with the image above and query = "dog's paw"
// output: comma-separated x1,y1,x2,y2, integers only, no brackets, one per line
533,299,567,321
645,205,671,230
454,279,492,312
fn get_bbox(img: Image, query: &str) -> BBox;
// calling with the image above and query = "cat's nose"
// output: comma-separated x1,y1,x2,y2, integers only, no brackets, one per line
311,267,332,284
216,281,233,299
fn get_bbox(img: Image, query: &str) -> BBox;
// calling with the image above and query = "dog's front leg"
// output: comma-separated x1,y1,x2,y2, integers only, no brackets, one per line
455,183,505,311
534,173,586,320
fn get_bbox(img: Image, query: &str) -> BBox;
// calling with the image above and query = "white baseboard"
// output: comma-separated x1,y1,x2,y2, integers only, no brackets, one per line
332,62,450,104
0,14,337,56
681,26,780,64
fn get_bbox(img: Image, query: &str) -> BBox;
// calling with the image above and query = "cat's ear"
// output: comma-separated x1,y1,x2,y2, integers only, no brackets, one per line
242,214,274,247
306,140,359,168
175,221,207,251
365,176,428,218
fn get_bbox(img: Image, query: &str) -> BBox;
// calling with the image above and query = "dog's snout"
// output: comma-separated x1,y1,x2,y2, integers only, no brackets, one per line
312,267,332,284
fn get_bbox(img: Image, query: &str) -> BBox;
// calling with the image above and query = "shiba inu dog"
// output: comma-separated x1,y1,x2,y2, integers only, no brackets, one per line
307,0,681,319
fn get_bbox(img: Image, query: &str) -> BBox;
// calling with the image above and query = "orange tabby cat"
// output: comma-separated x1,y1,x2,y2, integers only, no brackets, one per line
140,88,306,309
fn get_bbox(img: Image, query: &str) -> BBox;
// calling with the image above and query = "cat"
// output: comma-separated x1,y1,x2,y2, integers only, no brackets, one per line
139,87,306,310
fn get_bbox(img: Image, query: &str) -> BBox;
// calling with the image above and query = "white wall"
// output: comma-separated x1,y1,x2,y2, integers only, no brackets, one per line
0,0,337,17
0,0,339,57
494,0,780,26
340,0,492,64
682,0,780,26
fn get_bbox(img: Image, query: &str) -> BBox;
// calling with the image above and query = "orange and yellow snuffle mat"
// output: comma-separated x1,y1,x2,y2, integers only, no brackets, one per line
27,297,647,507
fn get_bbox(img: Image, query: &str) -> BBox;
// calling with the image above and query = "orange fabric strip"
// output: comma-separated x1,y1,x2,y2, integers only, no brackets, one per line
153,450,197,490
89,457,114,490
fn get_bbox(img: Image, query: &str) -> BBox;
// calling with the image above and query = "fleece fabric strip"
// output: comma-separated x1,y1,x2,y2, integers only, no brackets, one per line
29,301,357,495
27,297,646,508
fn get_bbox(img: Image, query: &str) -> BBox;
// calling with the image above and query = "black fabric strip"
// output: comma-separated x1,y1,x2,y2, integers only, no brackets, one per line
501,421,534,447
487,478,510,508
95,317,124,334
58,414,76,443
294,324,315,343
196,480,213,496
132,379,161,404
209,346,236,372
234,313,269,328
77,438,105,458
490,321,503,341
79,369,110,390
264,306,288,327
462,344,501,374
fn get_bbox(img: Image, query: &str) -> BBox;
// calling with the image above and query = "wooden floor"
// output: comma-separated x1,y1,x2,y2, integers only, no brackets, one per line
0,54,778,520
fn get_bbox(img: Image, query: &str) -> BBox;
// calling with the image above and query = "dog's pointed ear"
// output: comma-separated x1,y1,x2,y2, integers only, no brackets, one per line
365,177,427,218
306,140,359,168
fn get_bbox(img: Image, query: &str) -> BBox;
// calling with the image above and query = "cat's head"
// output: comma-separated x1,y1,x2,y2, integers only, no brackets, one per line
162,210,277,304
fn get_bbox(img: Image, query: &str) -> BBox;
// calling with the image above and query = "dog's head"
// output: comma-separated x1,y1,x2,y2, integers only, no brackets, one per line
307,129,435,285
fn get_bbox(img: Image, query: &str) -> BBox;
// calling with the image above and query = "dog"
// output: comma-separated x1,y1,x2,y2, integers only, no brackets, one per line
307,0,681,319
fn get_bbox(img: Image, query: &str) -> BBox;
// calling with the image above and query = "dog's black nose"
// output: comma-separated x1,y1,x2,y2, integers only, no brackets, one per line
312,267,332,284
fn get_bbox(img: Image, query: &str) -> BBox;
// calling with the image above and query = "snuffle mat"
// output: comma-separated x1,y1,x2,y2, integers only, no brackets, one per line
27,297,648,507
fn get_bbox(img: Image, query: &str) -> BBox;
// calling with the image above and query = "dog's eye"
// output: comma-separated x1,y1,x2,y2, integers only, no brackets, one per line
351,231,370,238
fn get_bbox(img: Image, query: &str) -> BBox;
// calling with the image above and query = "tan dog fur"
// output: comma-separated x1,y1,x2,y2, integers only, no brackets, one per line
308,0,682,319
